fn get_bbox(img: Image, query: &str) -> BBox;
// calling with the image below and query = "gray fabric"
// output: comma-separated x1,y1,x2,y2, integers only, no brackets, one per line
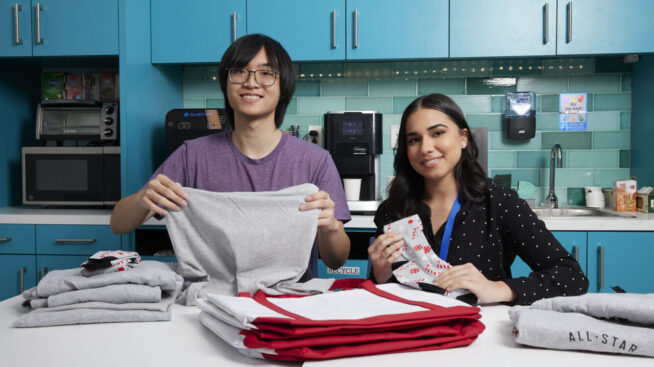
166,184,334,305
30,289,175,313
28,284,162,309
13,281,182,328
529,293,654,325
13,306,174,328
34,260,182,297
509,307,654,357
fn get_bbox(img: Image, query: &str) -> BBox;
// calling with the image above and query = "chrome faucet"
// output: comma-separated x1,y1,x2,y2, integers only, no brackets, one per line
546,143,562,208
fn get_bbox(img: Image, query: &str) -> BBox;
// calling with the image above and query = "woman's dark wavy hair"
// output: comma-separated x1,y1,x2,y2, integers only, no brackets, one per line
387,93,489,220
219,34,295,129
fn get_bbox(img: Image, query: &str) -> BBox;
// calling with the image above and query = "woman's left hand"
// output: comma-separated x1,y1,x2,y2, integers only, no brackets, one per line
300,190,339,233
434,263,516,303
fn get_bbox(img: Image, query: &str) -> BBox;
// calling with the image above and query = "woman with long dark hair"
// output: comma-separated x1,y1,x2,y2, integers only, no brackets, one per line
368,94,587,305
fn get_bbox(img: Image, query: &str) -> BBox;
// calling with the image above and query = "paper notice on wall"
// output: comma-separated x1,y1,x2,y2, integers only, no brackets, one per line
559,93,588,131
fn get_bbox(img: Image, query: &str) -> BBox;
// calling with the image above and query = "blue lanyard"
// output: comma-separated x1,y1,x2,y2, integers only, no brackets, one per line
439,194,461,262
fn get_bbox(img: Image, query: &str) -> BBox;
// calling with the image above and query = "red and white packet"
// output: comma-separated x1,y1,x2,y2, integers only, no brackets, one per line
384,214,470,298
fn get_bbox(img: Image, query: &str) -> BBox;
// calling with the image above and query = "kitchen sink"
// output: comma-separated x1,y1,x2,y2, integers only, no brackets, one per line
531,207,636,218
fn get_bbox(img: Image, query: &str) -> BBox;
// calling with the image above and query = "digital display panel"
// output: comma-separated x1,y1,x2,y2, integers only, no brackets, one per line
342,121,363,136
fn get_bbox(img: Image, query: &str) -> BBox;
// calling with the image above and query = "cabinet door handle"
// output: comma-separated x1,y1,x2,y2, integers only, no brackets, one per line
566,1,572,43
542,3,549,45
40,267,48,280
598,245,604,290
14,3,23,45
353,8,359,49
19,267,27,293
0,237,11,243
232,12,237,43
332,9,337,49
55,238,97,243
35,2,43,44
572,245,579,262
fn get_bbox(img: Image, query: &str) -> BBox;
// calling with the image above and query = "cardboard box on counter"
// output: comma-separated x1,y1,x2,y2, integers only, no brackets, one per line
636,193,654,213
613,179,637,212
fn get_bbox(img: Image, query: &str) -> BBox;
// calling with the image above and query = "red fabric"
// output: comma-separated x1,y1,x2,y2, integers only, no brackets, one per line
251,312,481,339
257,319,485,361
230,279,485,361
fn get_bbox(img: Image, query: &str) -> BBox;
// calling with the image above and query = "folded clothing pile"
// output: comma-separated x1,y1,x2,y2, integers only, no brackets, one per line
197,279,485,361
15,260,183,328
510,293,654,357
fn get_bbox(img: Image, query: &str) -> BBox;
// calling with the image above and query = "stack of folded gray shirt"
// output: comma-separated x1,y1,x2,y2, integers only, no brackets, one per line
509,293,654,357
14,260,183,328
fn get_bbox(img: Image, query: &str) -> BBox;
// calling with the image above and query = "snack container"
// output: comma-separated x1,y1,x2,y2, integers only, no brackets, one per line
83,73,99,101
636,193,654,214
65,74,83,99
42,72,65,100
612,179,637,212
99,72,116,102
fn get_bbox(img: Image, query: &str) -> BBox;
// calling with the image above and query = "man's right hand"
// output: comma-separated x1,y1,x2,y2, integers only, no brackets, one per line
136,174,188,217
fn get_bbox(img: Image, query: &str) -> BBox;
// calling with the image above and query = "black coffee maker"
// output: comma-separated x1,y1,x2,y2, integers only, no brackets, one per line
324,111,382,212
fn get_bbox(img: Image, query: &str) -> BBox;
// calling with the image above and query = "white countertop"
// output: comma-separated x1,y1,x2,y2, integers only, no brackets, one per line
1,206,654,231
0,295,650,367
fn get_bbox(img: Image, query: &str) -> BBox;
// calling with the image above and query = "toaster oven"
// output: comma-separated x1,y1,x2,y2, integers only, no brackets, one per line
36,100,118,142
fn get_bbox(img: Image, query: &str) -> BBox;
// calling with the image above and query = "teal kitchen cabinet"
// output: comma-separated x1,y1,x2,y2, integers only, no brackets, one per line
557,0,654,55
587,232,654,294
346,0,448,60
0,224,121,300
511,231,587,279
247,0,345,61
1,0,118,57
0,255,36,300
0,224,36,254
36,254,88,281
0,224,36,299
450,0,557,58
36,225,121,255
151,0,246,63
0,0,32,56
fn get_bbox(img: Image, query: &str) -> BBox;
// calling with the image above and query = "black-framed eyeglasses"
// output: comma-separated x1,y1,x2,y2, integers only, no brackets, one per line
226,68,279,86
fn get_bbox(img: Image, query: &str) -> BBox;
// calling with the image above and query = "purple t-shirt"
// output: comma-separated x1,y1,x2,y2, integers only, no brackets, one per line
149,131,351,279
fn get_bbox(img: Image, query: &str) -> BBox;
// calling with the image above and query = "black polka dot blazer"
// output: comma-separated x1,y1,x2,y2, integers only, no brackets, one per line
373,184,589,305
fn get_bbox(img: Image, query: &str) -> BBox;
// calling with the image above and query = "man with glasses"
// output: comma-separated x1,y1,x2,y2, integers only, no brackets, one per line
110,34,351,283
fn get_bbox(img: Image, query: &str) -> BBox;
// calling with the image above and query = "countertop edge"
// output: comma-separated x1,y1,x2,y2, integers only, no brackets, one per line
1,207,654,231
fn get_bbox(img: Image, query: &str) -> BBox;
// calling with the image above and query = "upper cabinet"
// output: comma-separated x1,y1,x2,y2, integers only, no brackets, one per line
151,0,246,63
1,0,32,56
556,0,654,55
0,0,118,57
450,0,556,58
346,0,448,60
149,0,654,63
247,0,345,62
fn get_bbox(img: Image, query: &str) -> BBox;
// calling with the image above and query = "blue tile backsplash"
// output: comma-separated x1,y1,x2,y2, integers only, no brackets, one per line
182,57,632,206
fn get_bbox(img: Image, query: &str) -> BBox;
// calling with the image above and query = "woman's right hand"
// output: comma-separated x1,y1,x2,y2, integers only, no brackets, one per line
136,174,187,217
367,232,404,283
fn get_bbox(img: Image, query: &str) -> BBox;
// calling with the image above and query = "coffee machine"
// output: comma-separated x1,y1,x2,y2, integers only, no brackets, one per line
324,111,382,212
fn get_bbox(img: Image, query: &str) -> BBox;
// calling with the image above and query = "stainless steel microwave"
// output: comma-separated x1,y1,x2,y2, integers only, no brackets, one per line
22,146,120,206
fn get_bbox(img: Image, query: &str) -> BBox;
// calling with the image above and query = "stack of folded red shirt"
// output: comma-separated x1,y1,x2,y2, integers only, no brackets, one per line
197,279,485,361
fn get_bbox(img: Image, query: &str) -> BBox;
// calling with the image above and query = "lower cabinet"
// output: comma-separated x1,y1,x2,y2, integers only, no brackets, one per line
587,232,654,294
0,224,121,301
513,231,654,294
0,255,36,300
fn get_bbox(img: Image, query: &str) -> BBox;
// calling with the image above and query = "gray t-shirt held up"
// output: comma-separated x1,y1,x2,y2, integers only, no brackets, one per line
148,131,351,279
